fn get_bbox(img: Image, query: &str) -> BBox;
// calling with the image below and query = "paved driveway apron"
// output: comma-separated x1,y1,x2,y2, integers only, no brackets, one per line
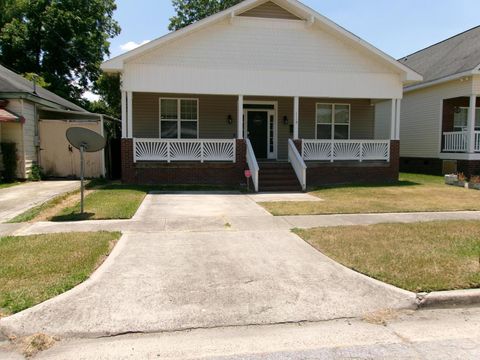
0,193,415,338
0,181,79,222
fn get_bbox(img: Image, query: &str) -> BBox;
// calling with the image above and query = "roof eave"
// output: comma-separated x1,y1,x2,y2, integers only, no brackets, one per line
404,69,477,93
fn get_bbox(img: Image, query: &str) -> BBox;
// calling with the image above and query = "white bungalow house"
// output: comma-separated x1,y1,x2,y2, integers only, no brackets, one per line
399,26,480,176
101,0,421,191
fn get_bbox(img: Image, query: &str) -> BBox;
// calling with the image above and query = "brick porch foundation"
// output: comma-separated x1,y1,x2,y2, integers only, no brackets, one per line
306,140,399,186
121,139,247,186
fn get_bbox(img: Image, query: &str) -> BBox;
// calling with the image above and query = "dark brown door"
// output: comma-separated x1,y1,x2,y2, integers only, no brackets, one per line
247,111,268,159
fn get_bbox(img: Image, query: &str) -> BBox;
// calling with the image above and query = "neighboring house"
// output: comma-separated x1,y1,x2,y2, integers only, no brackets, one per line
399,26,480,176
102,0,421,191
0,64,119,180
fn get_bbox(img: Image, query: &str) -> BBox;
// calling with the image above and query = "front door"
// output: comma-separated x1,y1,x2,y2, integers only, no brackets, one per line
247,110,268,159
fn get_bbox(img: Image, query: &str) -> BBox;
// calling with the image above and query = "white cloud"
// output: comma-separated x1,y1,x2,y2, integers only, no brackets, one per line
120,40,150,52
82,91,100,102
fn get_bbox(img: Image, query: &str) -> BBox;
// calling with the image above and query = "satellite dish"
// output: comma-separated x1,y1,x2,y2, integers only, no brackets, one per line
66,127,106,152
66,127,106,214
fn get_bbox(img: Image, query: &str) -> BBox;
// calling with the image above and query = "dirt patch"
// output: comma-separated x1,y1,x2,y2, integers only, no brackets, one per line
33,189,95,222
17,333,58,357
362,308,399,326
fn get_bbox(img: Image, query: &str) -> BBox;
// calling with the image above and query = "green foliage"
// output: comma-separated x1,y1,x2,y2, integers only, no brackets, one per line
169,0,242,31
22,72,49,88
1,142,17,182
87,73,122,119
28,163,43,181
0,0,120,105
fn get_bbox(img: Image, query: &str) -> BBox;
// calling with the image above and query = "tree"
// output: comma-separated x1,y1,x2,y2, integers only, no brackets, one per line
0,0,120,105
88,73,121,119
169,0,242,31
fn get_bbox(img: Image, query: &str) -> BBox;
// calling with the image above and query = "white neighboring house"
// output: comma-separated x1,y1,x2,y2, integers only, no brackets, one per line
102,0,421,191
398,26,480,175
0,64,117,180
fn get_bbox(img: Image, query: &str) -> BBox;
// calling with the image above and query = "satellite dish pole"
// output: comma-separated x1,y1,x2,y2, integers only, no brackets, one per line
66,127,106,215
80,142,86,213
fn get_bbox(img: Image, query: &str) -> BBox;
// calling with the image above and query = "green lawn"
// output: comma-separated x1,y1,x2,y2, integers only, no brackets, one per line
0,181,21,189
52,185,146,221
0,231,121,314
294,220,480,292
261,173,480,216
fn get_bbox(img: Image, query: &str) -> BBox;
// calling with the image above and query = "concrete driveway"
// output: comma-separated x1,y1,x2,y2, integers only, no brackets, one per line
0,181,79,222
0,193,415,338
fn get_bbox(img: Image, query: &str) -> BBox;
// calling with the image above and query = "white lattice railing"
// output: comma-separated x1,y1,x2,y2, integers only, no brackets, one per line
246,139,259,192
134,138,236,163
302,140,390,162
443,132,467,152
288,139,306,191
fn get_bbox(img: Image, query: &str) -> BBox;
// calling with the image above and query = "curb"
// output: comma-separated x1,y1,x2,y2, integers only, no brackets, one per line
416,289,480,308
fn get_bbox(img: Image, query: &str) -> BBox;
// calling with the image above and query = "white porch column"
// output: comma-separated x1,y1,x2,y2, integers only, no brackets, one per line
395,99,401,140
121,90,127,138
467,94,477,153
127,91,133,139
293,96,299,140
390,99,396,140
237,95,244,139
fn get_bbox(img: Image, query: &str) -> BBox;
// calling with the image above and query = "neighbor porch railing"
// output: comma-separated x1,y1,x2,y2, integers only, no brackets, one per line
133,138,236,163
288,139,306,191
443,132,467,152
302,140,390,162
442,131,480,152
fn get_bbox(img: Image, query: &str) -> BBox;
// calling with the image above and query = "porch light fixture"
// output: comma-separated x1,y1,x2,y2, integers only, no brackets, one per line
227,114,233,124
283,116,289,125
454,106,462,114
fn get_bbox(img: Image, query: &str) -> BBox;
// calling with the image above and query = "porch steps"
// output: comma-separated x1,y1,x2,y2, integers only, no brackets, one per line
258,162,302,192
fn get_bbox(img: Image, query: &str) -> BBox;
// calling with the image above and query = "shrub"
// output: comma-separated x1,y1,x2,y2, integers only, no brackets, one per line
457,172,467,182
28,163,43,181
1,142,17,182
470,175,480,184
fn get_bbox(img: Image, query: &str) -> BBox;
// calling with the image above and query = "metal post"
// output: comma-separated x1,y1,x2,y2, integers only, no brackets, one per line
80,145,85,214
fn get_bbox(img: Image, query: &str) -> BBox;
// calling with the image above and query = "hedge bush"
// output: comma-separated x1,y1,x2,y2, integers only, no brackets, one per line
1,142,17,182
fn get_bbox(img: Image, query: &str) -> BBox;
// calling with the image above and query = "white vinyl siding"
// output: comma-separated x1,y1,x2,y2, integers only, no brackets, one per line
401,78,474,158
159,98,199,139
124,17,402,99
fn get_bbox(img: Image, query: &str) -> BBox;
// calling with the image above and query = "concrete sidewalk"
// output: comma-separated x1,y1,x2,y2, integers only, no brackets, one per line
10,307,480,359
0,181,79,223
6,210,480,237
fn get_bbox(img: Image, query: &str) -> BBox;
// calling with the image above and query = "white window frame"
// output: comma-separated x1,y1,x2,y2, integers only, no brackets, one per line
453,106,480,131
315,103,351,140
159,97,199,139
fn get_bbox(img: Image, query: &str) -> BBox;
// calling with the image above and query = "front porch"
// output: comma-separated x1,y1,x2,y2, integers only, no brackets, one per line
121,93,401,191
441,95,480,156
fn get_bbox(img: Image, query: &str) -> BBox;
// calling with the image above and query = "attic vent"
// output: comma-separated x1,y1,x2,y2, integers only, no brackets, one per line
239,1,301,20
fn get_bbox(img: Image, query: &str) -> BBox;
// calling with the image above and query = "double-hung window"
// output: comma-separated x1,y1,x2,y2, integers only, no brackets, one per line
315,103,350,139
160,98,198,139
453,107,480,132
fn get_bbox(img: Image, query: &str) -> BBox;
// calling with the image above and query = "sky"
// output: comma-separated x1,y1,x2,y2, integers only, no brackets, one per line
109,0,480,59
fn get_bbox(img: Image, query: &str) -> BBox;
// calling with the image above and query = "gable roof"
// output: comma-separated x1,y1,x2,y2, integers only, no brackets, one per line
0,64,86,112
102,0,421,83
399,26,480,90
